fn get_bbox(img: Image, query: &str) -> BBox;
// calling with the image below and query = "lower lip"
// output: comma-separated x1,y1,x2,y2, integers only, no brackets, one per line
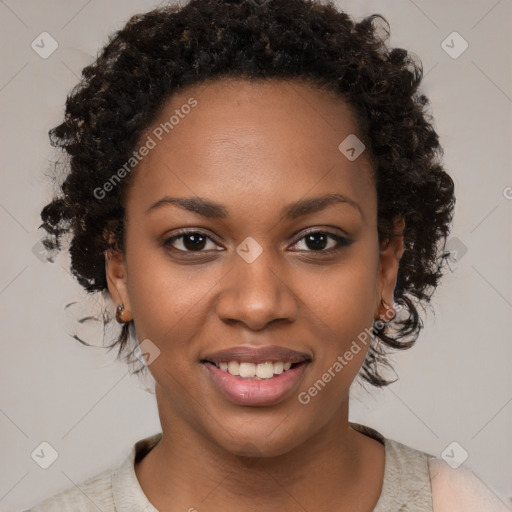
203,362,309,406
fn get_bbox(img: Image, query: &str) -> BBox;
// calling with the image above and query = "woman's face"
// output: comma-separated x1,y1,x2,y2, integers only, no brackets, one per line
106,78,403,456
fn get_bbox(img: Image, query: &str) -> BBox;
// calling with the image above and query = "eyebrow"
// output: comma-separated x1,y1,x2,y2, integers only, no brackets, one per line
145,193,362,220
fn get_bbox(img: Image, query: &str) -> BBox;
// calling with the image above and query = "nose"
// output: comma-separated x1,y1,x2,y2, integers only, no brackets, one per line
215,248,298,331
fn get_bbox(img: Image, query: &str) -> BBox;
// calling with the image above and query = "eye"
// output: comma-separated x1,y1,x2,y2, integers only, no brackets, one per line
163,229,352,255
290,230,352,253
164,231,222,253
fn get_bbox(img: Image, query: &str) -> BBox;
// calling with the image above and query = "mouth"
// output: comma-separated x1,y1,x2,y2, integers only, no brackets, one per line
201,359,311,406
200,359,308,379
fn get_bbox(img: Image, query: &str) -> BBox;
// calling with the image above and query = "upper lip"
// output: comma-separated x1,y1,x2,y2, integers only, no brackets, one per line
201,345,312,365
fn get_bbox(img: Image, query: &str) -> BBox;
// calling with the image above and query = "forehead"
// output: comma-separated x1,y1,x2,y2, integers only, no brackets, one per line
128,78,376,222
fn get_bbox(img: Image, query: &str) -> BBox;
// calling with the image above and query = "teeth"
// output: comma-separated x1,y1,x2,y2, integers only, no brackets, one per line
274,361,284,374
213,360,300,379
227,361,240,376
239,362,256,377
256,362,274,379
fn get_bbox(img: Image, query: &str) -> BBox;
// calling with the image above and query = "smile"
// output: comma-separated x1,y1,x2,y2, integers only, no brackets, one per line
202,360,310,406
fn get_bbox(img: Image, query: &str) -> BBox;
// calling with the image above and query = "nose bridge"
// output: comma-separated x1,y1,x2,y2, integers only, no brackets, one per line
216,239,297,328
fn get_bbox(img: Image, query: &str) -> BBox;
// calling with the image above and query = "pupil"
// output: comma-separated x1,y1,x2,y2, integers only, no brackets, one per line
182,233,328,251
306,233,327,250
184,233,206,251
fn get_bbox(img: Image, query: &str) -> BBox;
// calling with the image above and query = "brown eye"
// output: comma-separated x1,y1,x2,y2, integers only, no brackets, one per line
164,231,220,252
291,231,352,253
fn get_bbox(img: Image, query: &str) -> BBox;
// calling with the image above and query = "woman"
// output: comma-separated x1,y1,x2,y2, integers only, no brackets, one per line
25,0,506,510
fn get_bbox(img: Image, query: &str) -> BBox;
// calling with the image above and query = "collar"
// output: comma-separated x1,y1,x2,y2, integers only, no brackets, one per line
111,423,389,511
112,432,162,511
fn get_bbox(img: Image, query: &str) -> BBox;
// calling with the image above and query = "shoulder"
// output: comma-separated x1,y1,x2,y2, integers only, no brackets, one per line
428,457,509,512
22,467,115,511
22,433,161,512
352,423,509,512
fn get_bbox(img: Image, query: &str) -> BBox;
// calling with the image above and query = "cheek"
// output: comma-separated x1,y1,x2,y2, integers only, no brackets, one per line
309,245,378,329
124,238,222,361
299,243,379,385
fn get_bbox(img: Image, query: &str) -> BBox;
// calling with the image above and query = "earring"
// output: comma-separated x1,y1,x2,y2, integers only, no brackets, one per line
378,299,396,323
116,303,133,324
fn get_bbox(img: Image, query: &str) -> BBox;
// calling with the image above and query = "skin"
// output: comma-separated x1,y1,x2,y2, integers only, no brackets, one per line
105,78,404,512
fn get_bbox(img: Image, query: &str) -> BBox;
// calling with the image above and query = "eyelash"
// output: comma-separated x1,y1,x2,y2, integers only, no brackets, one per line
163,229,352,255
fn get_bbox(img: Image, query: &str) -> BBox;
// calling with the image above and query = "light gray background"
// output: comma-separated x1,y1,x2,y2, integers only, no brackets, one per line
1,0,511,510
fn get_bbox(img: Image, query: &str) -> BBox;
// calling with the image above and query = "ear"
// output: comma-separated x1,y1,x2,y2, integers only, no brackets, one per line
375,217,405,320
104,231,131,312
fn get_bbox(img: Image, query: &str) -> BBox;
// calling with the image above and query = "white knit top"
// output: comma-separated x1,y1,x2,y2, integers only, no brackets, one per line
24,423,508,511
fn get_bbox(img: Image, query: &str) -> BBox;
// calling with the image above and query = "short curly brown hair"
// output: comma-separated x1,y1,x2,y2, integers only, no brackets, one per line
39,0,455,387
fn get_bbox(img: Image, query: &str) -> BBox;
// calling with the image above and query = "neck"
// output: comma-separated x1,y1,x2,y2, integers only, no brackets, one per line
134,384,383,512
